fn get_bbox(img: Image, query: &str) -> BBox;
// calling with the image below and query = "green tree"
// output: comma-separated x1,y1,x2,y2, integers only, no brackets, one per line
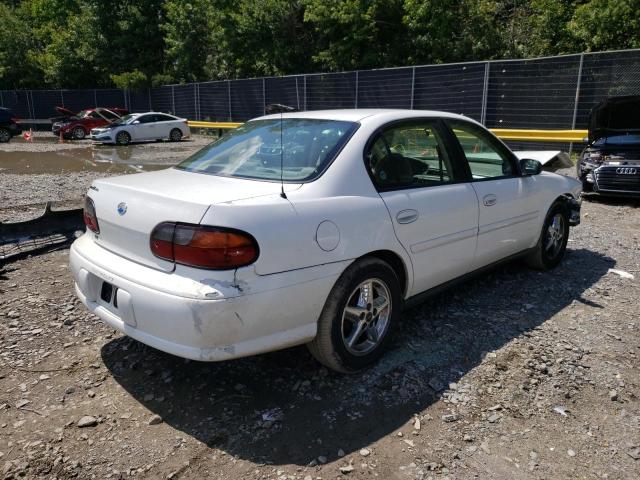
569,0,640,51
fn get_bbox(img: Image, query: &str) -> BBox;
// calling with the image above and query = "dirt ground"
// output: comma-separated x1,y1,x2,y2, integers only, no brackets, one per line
1,140,639,479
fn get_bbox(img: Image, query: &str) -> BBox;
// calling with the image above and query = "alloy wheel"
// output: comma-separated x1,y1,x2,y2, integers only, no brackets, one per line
544,213,565,259
341,278,392,356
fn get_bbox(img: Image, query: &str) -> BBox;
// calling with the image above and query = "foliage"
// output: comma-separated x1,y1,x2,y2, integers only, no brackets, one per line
0,0,638,89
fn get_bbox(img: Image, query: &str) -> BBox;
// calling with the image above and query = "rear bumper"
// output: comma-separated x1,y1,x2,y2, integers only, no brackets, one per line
69,234,346,361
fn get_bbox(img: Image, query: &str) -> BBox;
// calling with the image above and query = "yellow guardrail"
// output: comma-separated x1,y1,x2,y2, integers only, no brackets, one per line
490,129,588,142
188,121,242,129
188,120,588,143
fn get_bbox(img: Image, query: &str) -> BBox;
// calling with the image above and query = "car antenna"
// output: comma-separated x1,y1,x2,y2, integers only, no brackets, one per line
265,104,297,199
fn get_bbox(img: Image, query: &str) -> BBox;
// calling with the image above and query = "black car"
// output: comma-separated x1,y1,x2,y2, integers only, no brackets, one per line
577,96,640,196
0,107,22,142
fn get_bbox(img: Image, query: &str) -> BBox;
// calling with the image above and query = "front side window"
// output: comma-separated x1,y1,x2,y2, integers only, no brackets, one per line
448,120,516,179
177,118,357,182
365,121,454,190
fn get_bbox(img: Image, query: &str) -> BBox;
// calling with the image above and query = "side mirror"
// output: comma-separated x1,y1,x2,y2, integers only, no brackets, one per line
520,158,542,176
132,120,140,125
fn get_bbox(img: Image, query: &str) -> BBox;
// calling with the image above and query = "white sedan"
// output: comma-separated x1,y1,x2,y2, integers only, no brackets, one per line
90,112,190,145
70,109,581,372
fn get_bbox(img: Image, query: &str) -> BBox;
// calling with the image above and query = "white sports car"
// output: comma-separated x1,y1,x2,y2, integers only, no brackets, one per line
90,112,190,145
71,109,581,372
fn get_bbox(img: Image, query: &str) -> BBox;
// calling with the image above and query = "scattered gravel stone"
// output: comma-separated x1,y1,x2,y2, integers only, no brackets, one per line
77,416,97,428
148,414,163,425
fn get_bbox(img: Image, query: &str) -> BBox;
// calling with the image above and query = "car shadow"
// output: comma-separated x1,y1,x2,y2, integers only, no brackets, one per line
101,247,614,466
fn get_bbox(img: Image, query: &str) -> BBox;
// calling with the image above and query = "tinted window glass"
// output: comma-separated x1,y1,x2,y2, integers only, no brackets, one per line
137,115,154,124
365,122,454,189
177,119,357,182
448,121,515,179
155,114,175,122
594,134,640,146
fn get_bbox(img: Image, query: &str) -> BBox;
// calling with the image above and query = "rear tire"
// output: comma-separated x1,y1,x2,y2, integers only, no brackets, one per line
307,257,401,373
0,127,10,143
72,126,86,140
169,128,182,142
115,131,131,146
525,202,570,270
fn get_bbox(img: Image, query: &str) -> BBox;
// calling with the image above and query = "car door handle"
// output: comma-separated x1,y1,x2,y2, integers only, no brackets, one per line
483,194,497,206
396,209,419,224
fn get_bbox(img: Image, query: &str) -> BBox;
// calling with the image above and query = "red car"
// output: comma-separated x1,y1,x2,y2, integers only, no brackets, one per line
51,107,128,140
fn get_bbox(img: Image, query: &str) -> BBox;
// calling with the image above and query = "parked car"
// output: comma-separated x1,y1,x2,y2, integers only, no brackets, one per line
577,95,640,196
0,107,22,142
90,112,190,145
52,107,127,140
70,109,581,372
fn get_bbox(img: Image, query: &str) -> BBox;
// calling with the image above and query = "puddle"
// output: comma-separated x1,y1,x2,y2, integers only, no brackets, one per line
0,144,201,175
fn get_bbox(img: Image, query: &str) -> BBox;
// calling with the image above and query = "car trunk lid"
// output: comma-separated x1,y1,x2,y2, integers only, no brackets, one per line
88,168,300,272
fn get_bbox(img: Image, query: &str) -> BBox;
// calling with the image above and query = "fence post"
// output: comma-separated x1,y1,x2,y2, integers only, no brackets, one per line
60,90,64,107
196,83,200,120
194,84,198,120
295,76,300,110
0,90,3,107
227,81,232,121
410,67,416,109
123,89,128,111
481,62,490,125
93,89,98,108
303,75,307,111
171,86,175,115
570,53,585,155
262,78,266,115
148,88,152,111
354,71,359,108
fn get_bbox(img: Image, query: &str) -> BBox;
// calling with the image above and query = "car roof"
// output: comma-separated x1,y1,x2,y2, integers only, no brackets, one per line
255,108,476,124
133,112,176,116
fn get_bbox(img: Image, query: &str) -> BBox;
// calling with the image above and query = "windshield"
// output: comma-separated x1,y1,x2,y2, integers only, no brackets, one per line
594,134,640,146
113,114,136,125
176,118,358,182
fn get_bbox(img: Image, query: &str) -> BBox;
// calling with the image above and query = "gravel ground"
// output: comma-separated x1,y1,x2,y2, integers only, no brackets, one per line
0,158,639,479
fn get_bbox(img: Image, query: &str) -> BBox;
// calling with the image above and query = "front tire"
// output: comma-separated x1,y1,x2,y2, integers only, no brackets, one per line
115,131,131,146
307,257,401,373
525,202,570,270
169,128,182,142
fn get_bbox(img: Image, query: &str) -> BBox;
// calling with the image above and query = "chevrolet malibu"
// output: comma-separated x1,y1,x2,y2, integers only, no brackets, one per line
70,110,581,372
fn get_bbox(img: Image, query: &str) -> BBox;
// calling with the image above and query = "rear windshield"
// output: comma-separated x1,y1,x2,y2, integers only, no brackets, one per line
176,118,358,182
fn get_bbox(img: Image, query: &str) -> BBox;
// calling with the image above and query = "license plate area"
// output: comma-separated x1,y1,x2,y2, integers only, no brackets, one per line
99,281,119,309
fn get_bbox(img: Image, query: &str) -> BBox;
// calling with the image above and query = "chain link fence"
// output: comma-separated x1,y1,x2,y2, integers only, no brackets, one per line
2,49,640,146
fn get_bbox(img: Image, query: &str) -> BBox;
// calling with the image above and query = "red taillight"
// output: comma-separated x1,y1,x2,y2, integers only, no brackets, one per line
150,222,259,270
83,196,100,233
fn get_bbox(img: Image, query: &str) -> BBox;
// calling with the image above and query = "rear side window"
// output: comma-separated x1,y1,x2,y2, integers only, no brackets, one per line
155,114,175,122
365,121,455,190
447,120,516,179
177,118,358,182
